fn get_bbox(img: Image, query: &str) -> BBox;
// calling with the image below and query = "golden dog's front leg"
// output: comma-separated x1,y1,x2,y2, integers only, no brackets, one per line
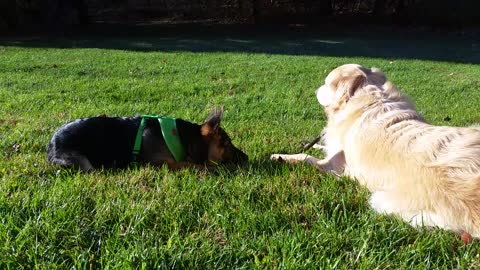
270,151,345,174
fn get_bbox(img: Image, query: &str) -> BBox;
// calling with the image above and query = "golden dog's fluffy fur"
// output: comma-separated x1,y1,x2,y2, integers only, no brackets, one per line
271,64,480,237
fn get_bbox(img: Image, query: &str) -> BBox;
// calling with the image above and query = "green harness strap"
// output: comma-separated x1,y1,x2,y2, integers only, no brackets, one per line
132,115,186,162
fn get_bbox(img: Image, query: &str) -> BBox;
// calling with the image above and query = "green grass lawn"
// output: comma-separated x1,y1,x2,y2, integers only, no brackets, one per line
1,27,480,269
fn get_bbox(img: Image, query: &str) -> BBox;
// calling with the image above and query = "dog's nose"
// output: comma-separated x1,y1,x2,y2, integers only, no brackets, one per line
233,149,248,164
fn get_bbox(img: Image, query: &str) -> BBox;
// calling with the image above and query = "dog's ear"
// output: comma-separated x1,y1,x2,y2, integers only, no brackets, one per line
336,73,367,99
348,74,367,97
201,106,224,137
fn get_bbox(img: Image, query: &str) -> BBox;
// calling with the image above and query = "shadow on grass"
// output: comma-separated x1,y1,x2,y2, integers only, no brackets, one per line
1,24,479,64
42,157,290,179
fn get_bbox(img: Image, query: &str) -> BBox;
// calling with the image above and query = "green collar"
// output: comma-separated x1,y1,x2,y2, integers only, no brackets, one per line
132,115,186,162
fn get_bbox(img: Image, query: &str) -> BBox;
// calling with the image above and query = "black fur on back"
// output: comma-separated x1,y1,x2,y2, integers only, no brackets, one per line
47,117,140,168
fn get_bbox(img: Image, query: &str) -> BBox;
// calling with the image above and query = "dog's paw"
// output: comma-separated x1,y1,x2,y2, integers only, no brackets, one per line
311,144,326,150
270,154,285,162
270,153,310,164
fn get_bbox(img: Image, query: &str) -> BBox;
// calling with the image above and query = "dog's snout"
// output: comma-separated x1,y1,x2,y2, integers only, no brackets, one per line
230,147,248,164
235,149,248,163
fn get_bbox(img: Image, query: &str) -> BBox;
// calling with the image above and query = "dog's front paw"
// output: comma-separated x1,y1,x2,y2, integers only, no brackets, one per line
270,154,286,162
270,153,310,164
311,144,326,150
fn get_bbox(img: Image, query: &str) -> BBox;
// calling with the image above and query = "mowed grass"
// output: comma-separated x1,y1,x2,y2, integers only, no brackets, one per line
1,28,480,268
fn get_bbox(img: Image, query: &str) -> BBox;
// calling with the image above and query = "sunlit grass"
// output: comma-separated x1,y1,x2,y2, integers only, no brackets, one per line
1,31,480,268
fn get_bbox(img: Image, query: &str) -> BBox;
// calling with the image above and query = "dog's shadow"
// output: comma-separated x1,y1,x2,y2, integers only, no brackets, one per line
42,151,321,181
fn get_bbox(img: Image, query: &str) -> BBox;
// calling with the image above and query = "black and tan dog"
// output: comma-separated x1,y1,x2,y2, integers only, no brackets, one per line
47,108,248,170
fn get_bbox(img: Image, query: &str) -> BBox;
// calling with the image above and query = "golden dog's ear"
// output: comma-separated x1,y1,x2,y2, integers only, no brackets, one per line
336,73,367,98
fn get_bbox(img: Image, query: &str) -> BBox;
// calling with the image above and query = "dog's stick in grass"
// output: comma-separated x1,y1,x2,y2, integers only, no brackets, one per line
302,135,323,151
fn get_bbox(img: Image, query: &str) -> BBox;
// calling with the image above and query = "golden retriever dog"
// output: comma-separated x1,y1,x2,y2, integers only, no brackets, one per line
271,64,480,238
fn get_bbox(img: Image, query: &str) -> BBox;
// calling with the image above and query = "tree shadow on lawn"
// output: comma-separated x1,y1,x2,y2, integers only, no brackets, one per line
1,24,479,64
